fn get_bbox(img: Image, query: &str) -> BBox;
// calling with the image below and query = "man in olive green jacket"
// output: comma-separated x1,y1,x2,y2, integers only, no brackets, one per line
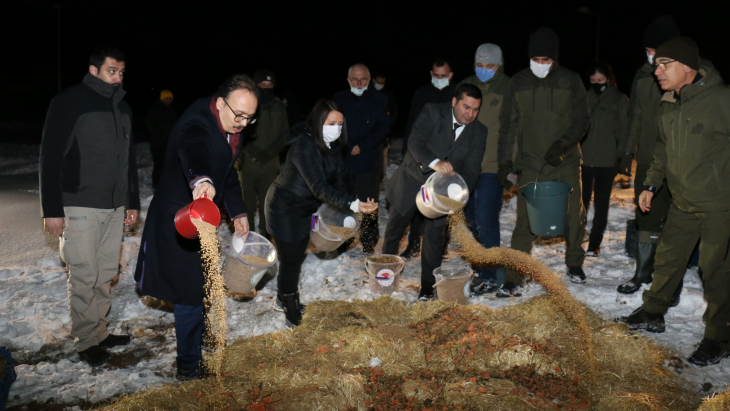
616,37,730,367
497,27,590,293
236,69,288,240
460,43,510,295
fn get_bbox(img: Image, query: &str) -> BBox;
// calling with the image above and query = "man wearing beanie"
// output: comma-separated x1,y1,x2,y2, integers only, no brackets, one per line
616,37,730,367
496,27,590,294
235,69,288,240
459,43,510,295
146,89,179,188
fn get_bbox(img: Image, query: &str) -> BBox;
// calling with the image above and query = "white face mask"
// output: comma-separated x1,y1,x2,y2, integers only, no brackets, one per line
529,60,552,79
647,52,654,65
431,77,449,90
350,85,367,96
322,125,342,143
373,82,384,91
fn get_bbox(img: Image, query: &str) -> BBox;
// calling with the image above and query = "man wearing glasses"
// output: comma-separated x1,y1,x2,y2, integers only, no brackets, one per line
40,46,140,366
616,37,730,367
333,64,390,254
134,74,256,380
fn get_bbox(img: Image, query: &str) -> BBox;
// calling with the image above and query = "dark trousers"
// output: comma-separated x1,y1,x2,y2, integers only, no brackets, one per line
383,204,446,295
348,171,381,248
407,212,424,244
240,169,277,240
581,166,617,249
150,144,166,188
634,163,671,233
273,237,310,295
464,173,503,281
173,304,204,371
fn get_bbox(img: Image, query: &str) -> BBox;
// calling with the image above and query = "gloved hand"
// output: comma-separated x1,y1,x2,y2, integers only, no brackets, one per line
544,141,565,167
618,153,634,177
497,163,513,189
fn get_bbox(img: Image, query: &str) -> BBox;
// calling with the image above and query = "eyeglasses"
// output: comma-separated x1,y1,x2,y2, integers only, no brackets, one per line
653,60,677,71
223,99,256,124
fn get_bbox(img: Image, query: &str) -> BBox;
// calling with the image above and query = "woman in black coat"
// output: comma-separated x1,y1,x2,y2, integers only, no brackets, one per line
265,99,378,327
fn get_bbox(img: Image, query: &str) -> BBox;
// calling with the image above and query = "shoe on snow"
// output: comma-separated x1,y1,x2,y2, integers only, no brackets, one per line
78,345,110,366
418,292,434,302
278,292,306,328
687,338,730,366
670,294,681,308
176,365,210,381
614,307,665,333
99,334,131,348
495,282,523,298
617,279,645,294
399,240,421,261
585,248,600,257
470,279,500,297
567,266,586,284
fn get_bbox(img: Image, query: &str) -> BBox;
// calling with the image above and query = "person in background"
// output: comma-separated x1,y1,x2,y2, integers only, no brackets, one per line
372,70,399,178
146,89,179,188
333,64,390,255
265,100,378,327
135,74,255,380
236,69,288,240
398,59,456,260
40,46,139,366
459,43,511,295
616,37,730,366
383,84,487,300
497,27,590,294
581,62,628,256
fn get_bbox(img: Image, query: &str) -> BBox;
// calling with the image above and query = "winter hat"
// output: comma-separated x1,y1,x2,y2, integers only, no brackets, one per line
643,15,680,49
528,26,559,60
159,90,173,101
254,69,276,87
475,43,503,65
656,36,700,71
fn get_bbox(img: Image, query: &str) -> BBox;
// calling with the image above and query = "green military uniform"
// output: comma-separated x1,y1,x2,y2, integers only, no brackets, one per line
498,62,590,284
583,86,629,168
641,69,730,341
236,97,288,239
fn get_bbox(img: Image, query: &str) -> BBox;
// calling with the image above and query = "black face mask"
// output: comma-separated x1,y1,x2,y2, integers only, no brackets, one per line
258,88,275,104
591,83,607,95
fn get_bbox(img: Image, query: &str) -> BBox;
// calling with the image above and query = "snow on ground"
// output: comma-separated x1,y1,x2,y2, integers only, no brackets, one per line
1,143,728,409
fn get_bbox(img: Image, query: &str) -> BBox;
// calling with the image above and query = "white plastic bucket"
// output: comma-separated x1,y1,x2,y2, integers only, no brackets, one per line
433,266,473,305
364,254,405,295
222,232,277,295
310,204,359,252
415,172,469,218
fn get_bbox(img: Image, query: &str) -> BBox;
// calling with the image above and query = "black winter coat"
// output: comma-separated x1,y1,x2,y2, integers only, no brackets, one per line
134,98,247,306
405,83,456,144
265,125,353,243
332,89,390,174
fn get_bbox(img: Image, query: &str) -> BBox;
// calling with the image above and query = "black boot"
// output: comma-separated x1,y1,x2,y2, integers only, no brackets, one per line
670,278,684,308
617,238,658,294
687,338,730,366
399,238,421,261
614,307,665,333
277,291,305,328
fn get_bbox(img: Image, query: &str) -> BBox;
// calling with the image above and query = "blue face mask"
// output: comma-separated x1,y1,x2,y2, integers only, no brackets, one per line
475,67,496,82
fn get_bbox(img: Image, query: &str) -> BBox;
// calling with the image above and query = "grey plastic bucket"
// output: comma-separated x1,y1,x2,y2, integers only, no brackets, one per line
521,182,571,236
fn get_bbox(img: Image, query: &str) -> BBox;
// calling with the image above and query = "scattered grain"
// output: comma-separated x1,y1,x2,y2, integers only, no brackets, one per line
436,194,465,210
242,255,271,265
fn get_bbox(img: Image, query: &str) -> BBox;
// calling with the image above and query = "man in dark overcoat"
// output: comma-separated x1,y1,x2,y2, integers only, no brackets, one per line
134,74,256,380
383,84,487,299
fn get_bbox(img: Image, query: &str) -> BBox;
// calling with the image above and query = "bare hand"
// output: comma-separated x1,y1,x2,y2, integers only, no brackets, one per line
639,190,654,213
44,217,65,237
233,217,249,237
358,198,379,214
351,145,361,156
125,210,139,226
433,161,454,175
193,181,216,200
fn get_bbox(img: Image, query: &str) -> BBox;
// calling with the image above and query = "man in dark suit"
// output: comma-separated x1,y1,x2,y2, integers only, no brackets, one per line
383,84,488,299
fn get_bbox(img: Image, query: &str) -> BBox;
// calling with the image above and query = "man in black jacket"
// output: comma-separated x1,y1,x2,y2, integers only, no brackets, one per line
146,89,179,188
40,46,140,366
398,60,457,260
384,84,487,299
333,64,390,254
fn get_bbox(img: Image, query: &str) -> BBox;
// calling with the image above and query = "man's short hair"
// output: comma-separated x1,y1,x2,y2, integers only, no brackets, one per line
373,70,386,79
432,59,450,71
89,46,126,70
454,84,482,102
348,63,370,77
214,74,259,100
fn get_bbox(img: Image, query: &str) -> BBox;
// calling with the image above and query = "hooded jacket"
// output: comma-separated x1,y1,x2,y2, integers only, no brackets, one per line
581,86,629,168
459,63,511,174
624,58,720,165
497,62,590,173
40,73,140,218
644,69,730,212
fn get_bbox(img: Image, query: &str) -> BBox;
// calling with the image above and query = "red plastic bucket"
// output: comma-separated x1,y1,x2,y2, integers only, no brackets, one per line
174,196,221,239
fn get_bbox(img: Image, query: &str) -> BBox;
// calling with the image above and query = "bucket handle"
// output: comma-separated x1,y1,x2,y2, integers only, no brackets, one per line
516,163,547,192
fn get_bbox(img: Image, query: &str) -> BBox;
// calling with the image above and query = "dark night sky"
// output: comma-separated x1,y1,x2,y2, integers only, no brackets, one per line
2,0,729,141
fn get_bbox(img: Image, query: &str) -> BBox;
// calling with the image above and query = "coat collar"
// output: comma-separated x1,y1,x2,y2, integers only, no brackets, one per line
83,73,126,101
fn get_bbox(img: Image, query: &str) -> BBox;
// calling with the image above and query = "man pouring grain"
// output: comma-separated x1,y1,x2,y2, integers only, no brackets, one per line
134,75,255,380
